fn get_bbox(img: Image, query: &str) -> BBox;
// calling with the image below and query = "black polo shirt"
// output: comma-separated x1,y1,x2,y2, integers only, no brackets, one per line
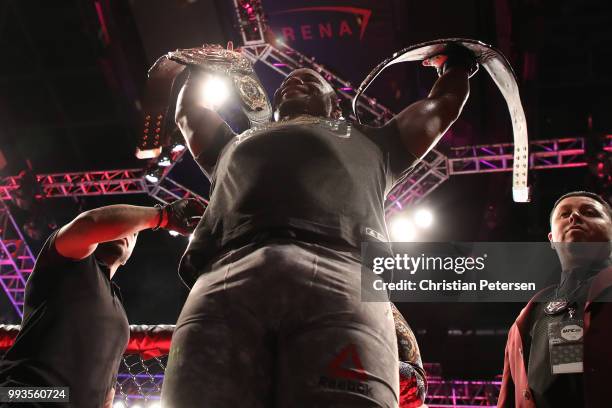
180,118,418,287
0,231,130,408
525,266,604,408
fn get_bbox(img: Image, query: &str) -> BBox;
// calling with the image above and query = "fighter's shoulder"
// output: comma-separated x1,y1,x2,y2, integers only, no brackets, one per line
352,119,399,137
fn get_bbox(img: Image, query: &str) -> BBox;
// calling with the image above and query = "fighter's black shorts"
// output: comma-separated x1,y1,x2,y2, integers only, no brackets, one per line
162,239,399,407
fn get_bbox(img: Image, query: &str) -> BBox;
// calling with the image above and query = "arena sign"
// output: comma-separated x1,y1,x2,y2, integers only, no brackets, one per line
269,6,372,42
262,0,398,85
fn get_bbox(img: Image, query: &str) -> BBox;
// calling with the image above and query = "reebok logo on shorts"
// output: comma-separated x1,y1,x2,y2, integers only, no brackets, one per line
319,344,372,396
328,344,367,380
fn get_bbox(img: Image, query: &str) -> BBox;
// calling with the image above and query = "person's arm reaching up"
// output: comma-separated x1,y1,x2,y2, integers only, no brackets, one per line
391,46,476,160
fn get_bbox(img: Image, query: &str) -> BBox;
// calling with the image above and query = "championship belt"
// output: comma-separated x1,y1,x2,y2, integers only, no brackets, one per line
137,44,272,159
353,38,531,203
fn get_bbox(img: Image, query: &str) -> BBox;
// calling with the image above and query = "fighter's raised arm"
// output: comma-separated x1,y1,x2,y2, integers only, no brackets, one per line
391,47,476,160
174,70,235,161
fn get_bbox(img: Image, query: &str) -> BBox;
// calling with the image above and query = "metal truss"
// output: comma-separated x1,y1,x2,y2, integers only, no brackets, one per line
147,175,208,205
0,202,36,318
0,169,148,200
385,149,449,215
113,377,502,408
425,379,501,407
2,0,608,318
0,169,206,318
232,0,267,46
0,169,205,203
449,137,588,174
386,136,597,214
144,151,208,205
0,131,598,317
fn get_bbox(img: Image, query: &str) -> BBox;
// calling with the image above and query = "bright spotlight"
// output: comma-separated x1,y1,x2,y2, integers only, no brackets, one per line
157,153,172,167
131,404,143,408
390,217,416,242
145,167,162,183
148,403,162,408
145,173,159,183
113,402,126,408
171,142,186,153
200,76,229,108
168,230,180,237
414,208,434,229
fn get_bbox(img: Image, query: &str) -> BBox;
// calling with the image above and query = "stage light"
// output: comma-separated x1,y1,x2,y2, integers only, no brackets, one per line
145,167,162,183
169,230,180,237
131,404,143,408
414,208,434,229
112,402,126,408
148,402,162,408
199,76,229,108
171,142,186,153
145,173,158,183
157,153,172,167
145,173,159,183
390,217,416,242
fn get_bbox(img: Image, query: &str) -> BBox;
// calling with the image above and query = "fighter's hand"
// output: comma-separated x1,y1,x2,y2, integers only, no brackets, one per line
161,198,206,236
422,43,478,78
422,54,448,73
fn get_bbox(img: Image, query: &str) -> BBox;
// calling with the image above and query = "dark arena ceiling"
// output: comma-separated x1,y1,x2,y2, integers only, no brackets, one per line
1,0,611,378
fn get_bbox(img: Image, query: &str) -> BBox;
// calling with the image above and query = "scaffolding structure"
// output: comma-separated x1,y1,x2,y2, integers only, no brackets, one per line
0,3,608,404
426,379,502,407
0,170,204,318
0,133,597,318
2,0,607,325
0,202,36,318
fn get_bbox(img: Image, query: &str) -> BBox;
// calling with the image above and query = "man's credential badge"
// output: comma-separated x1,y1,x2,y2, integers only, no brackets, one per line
548,314,584,374
353,38,530,203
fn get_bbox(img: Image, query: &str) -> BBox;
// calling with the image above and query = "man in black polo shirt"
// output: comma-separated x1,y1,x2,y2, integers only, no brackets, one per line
162,47,476,407
499,191,612,407
0,199,204,408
